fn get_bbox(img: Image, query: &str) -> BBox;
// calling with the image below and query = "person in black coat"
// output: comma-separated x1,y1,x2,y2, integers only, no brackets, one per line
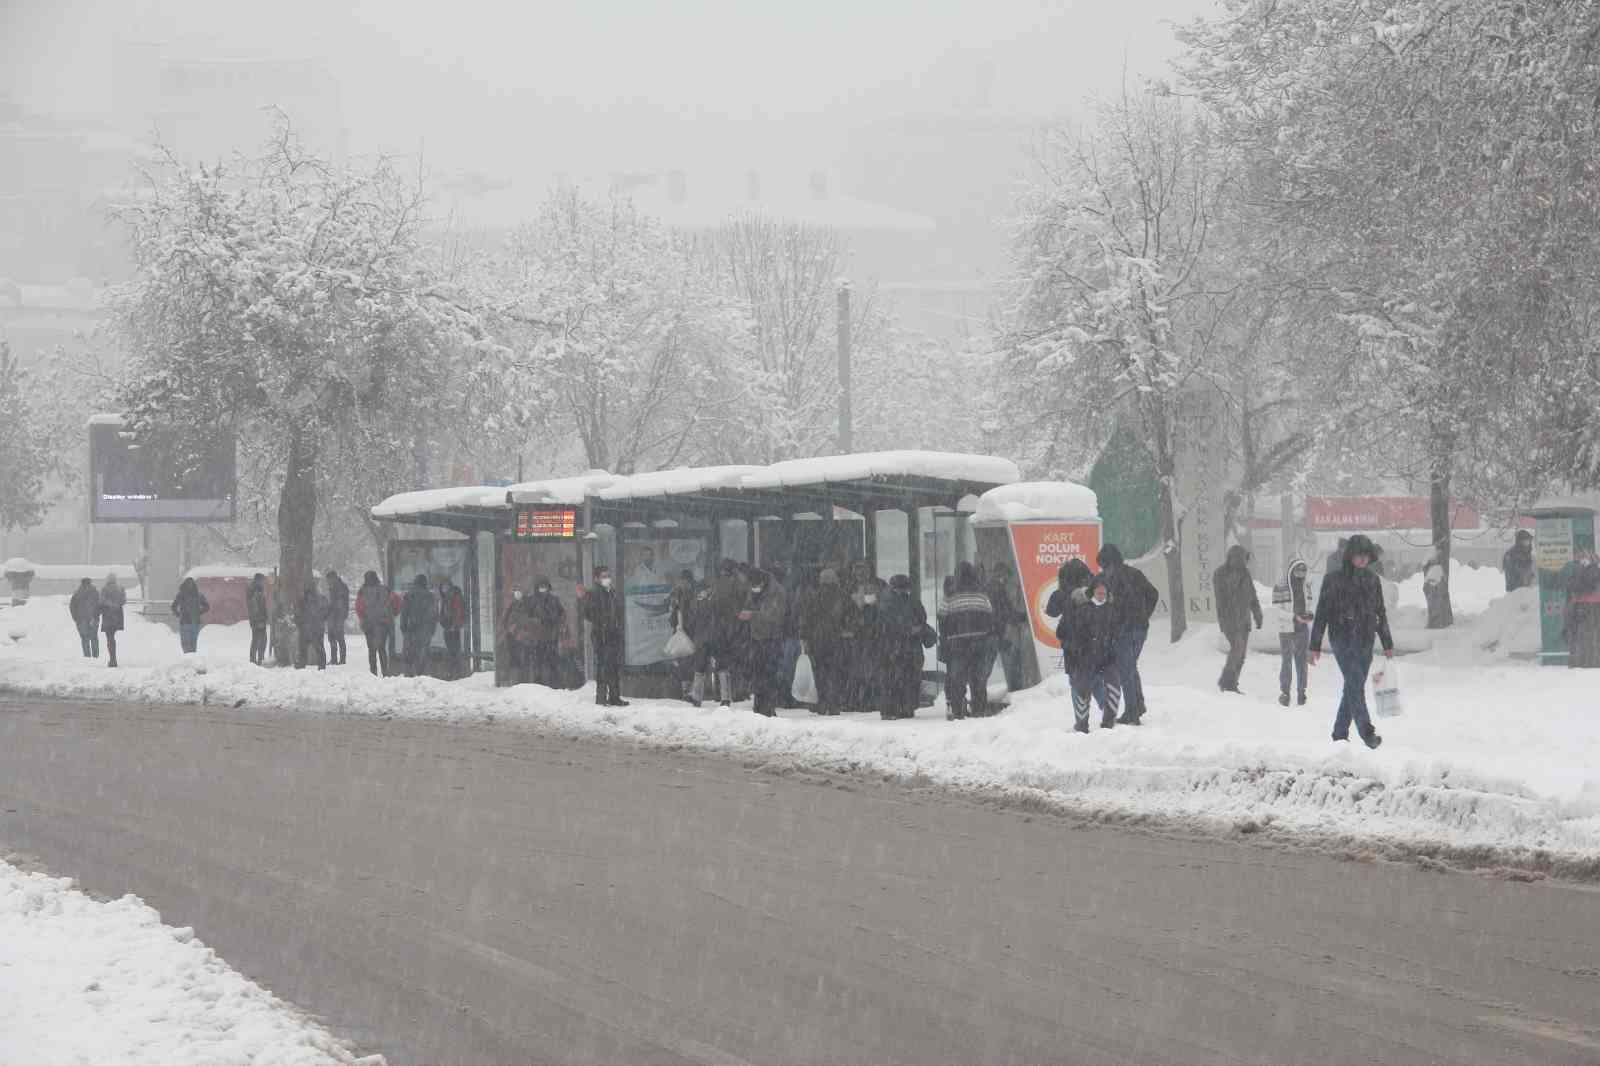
798,569,851,715
1309,533,1393,749
297,580,328,670
1060,573,1122,732
878,574,929,720
400,573,438,677
324,569,350,666
581,565,628,706
171,577,210,654
1098,544,1159,723
69,578,101,658
246,573,270,665
1213,545,1263,693
99,574,126,667
1503,530,1536,592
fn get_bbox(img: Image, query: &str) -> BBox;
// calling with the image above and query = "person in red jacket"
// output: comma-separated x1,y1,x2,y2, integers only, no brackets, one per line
439,576,469,679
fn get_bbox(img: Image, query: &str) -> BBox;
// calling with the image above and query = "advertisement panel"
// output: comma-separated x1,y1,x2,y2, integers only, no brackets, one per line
89,418,237,523
1305,496,1482,531
622,537,708,666
1007,520,1102,649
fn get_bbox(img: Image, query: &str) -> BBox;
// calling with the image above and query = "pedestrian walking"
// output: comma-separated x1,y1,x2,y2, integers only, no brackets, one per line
354,571,398,676
938,562,995,720
99,573,126,667
741,568,787,716
69,577,100,658
324,569,350,666
878,574,929,719
799,568,851,715
399,573,438,678
247,573,270,665
580,566,627,706
1309,533,1392,749
1273,557,1312,706
439,576,468,679
171,577,210,654
526,578,567,687
1214,545,1263,693
297,580,328,670
1097,544,1159,723
1503,529,1536,592
1060,572,1123,732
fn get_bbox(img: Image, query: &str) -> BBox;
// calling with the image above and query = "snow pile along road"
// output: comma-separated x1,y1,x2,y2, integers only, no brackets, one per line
0,856,380,1066
1,593,1596,871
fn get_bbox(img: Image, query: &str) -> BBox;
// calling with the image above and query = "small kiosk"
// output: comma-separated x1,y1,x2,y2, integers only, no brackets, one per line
1527,493,1600,666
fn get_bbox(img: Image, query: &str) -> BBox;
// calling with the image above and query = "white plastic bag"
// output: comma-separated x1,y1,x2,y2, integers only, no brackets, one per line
793,653,818,704
663,627,695,659
1372,660,1403,718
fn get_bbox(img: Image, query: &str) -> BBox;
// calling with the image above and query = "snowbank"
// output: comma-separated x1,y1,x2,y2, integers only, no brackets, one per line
1,594,1595,870
0,858,379,1066
1396,558,1506,616
972,481,1098,524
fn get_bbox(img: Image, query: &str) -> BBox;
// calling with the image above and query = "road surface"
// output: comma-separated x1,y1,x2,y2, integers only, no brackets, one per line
2,697,1598,1066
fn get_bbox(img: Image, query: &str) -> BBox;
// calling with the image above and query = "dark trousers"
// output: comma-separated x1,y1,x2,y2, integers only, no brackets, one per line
809,640,844,713
364,624,390,676
327,620,347,665
403,628,432,677
249,624,268,664
78,620,99,658
531,640,560,688
887,649,921,718
104,630,118,666
1279,625,1309,697
748,638,784,715
944,640,988,718
1219,630,1248,689
848,640,883,711
1069,667,1121,730
443,627,463,678
1115,625,1148,720
781,637,802,702
1332,641,1376,741
299,628,326,670
594,634,622,700
179,622,200,654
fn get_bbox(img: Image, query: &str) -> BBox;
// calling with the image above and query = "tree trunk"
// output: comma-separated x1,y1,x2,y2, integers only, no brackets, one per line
1159,474,1187,642
1428,455,1454,629
274,426,318,665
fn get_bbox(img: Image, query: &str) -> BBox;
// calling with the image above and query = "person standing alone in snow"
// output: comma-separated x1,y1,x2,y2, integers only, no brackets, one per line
1214,545,1263,693
1309,533,1392,749
69,577,100,658
99,573,126,667
247,573,270,665
1097,544,1159,723
171,576,210,654
324,569,350,666
581,566,627,706
1272,557,1312,706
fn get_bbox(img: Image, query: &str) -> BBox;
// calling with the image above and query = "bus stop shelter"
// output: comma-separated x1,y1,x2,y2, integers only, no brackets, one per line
371,451,1020,694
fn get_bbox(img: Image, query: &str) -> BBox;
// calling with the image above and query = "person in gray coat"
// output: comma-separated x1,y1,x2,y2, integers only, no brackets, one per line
99,574,127,667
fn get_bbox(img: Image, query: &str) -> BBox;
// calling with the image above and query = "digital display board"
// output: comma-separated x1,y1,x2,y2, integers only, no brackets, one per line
514,508,578,539
89,417,237,523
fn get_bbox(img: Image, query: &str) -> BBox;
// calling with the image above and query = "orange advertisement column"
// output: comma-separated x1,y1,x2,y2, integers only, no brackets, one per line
1008,521,1103,649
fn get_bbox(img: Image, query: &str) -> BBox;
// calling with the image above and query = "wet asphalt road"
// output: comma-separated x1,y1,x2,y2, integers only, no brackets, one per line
2,696,1598,1066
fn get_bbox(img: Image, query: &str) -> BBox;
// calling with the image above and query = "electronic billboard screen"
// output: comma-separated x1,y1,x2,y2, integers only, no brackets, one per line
89,416,237,523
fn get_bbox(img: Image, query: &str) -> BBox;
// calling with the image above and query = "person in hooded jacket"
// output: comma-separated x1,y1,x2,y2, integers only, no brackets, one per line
938,562,995,720
845,560,887,712
525,577,568,687
739,568,787,716
1310,533,1392,749
687,560,745,707
246,574,270,665
99,573,126,667
1272,557,1313,706
400,573,438,678
878,574,928,719
1504,529,1536,592
324,569,350,666
438,576,468,679
580,565,627,706
1061,573,1122,732
1098,544,1159,723
69,577,101,658
297,580,328,670
354,571,398,676
1045,558,1097,701
171,576,210,654
1213,545,1263,693
799,568,851,715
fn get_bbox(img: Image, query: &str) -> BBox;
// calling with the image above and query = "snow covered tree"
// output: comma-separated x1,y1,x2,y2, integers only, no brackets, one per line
484,189,734,475
998,90,1235,640
0,342,54,533
110,121,488,618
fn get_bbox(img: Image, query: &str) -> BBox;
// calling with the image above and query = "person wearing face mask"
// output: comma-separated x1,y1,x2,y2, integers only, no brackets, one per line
740,568,788,716
1309,533,1392,748
526,578,568,687
1062,574,1123,733
581,565,628,706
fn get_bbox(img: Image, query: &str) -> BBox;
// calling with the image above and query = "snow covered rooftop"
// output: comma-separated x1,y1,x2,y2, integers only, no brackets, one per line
375,451,1021,522
184,564,269,580
972,482,1099,524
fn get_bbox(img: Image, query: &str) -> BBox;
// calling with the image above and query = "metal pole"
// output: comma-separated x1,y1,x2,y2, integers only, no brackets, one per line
836,279,852,454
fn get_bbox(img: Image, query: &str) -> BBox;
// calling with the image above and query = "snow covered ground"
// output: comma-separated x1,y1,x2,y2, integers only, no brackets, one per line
1,590,1595,870
0,856,380,1066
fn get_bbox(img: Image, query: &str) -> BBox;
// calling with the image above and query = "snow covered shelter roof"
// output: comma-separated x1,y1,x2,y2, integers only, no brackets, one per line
971,482,1100,525
372,451,1022,527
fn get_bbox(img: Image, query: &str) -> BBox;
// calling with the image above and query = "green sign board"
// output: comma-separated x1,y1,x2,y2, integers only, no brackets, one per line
1536,513,1598,664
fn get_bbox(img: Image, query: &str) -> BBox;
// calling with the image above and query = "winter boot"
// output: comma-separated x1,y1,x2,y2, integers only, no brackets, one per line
1278,691,1290,707
1362,732,1383,750
1100,712,1117,729
610,685,630,707
717,670,733,708
690,673,707,707
1297,691,1307,706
